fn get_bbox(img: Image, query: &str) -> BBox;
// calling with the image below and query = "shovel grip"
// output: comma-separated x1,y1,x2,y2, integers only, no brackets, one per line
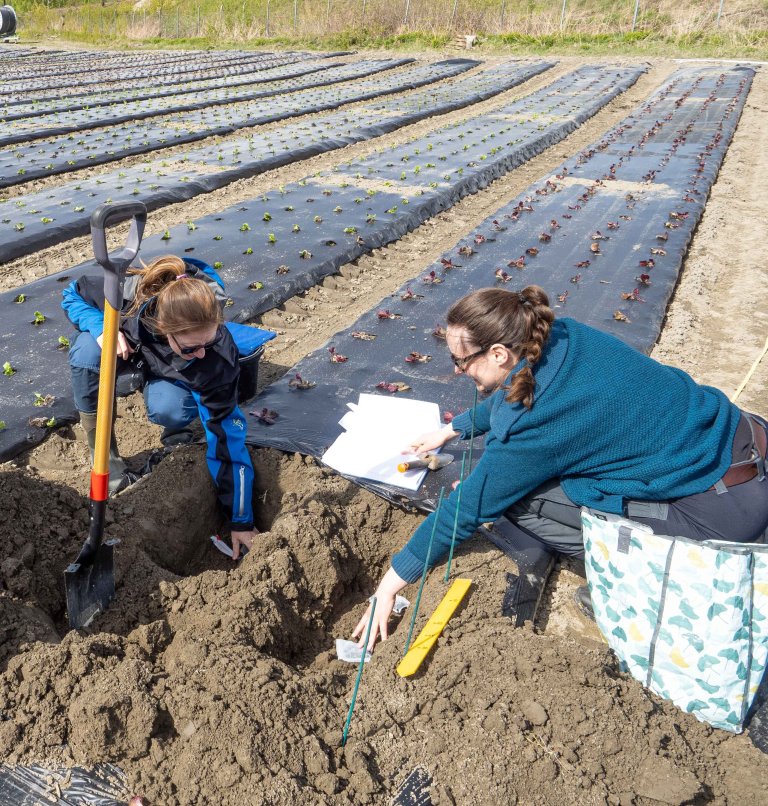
90,201,147,310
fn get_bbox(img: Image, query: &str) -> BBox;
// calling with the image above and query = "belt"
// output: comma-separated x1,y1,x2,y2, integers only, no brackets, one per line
713,416,767,490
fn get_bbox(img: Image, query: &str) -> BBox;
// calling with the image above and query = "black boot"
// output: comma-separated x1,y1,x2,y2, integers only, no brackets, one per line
160,427,195,447
574,585,596,622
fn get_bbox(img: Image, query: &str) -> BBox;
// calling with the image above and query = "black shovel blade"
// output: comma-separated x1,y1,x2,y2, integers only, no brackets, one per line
64,539,118,630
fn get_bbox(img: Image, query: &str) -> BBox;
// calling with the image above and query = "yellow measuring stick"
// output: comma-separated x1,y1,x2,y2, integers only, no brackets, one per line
396,578,472,677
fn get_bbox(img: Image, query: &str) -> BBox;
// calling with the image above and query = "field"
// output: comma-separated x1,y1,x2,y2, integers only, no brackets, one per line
1,43,768,805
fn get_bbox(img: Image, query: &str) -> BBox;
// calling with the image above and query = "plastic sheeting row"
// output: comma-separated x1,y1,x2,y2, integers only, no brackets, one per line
0,63,641,462
2,58,405,146
244,66,754,511
0,58,473,188
1,60,552,264
4,49,303,95
1,56,335,122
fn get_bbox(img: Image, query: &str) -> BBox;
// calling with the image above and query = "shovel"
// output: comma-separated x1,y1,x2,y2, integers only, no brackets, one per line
65,201,147,630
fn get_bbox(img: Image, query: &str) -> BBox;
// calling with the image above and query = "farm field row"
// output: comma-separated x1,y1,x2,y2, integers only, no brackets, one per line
0,46,766,806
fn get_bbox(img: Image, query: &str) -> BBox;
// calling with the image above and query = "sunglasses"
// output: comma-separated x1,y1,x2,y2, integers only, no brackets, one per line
172,326,223,356
450,346,488,372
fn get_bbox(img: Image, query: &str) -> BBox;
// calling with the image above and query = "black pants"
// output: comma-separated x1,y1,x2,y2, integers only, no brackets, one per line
505,416,768,559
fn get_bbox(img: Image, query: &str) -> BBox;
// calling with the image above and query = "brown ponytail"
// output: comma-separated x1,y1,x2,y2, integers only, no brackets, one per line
446,286,554,409
125,255,223,337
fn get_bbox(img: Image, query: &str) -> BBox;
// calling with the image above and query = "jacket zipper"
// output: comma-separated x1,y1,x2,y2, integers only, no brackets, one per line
238,465,246,519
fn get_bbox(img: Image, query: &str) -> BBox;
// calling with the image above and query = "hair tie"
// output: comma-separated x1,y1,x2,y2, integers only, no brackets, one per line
175,273,188,280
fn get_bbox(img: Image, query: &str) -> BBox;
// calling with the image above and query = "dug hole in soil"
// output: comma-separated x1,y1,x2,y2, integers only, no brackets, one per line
1,428,767,806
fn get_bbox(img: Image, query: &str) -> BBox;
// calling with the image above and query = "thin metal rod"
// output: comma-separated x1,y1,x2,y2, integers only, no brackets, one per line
265,0,270,36
294,0,298,34
451,0,458,28
342,597,376,746
560,0,567,31
404,0,411,26
500,0,506,28
404,487,445,655
444,452,467,582
631,0,640,32
467,386,478,475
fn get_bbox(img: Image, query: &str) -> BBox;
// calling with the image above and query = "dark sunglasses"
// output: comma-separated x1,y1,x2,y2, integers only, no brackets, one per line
450,346,488,372
173,326,223,356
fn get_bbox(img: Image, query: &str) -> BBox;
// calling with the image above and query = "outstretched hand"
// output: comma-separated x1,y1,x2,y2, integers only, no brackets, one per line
402,424,458,456
231,528,258,561
352,567,408,652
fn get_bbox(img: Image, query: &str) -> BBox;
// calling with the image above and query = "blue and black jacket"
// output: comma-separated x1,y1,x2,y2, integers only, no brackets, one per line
61,257,255,531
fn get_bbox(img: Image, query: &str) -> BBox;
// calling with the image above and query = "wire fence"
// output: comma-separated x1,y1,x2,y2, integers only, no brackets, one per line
17,0,767,42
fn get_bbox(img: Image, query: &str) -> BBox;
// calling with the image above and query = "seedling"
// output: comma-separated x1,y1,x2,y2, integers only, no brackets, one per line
248,281,264,290
187,221,197,231
457,245,474,257
32,311,46,326
343,227,358,235
239,223,251,232
351,331,376,341
33,392,55,407
313,216,323,224
28,416,56,428
161,230,171,240
377,310,401,320
57,336,70,349
650,248,666,256
526,247,539,257
288,374,316,390
3,361,15,376
558,291,569,304
440,258,460,270
432,324,447,339
614,310,630,322
405,352,431,363
299,250,312,260
590,243,601,255
635,274,652,286
495,268,511,283
14,223,24,231
292,225,300,233
422,271,442,285
508,257,526,270
621,288,645,302
13,294,25,304
268,233,276,244
591,230,608,240
376,381,411,393
401,288,423,301
575,260,591,269
41,217,53,224
213,261,223,270
328,347,348,363
0,421,5,430
243,248,253,255
638,259,655,269
607,221,620,230
250,407,278,425
276,266,290,275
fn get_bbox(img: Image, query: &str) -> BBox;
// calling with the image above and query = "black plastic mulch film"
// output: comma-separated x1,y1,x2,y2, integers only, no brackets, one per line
0,62,640,462
0,56,335,122
0,58,475,188
2,59,413,146
3,50,305,95
2,52,333,105
1,60,551,264
0,761,127,805
246,66,755,511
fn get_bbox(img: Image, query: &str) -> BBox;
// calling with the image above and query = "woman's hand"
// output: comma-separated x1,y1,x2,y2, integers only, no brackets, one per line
231,528,258,560
352,567,408,652
403,424,459,456
97,331,135,361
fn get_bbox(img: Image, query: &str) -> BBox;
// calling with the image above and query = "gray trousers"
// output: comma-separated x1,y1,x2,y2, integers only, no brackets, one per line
506,474,768,560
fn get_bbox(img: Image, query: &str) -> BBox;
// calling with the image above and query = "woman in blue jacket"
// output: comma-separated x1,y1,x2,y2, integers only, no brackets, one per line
354,285,768,648
62,254,257,559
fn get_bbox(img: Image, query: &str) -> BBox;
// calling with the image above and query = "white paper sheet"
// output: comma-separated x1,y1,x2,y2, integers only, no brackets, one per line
321,394,441,490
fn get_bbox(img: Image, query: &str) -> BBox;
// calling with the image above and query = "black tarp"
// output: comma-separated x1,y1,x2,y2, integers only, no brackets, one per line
0,59,476,188
243,66,754,511
0,63,644,463
1,60,553,264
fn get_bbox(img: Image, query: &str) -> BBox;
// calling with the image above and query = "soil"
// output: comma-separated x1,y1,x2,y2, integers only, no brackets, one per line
1,52,768,805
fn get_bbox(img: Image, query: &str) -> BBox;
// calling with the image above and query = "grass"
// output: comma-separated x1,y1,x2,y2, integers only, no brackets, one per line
8,0,768,59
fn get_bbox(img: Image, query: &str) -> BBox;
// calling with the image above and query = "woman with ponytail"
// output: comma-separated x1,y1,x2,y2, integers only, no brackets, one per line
62,254,259,560
354,285,768,649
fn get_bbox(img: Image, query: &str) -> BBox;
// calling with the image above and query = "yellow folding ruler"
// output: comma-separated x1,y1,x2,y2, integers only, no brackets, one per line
396,578,472,677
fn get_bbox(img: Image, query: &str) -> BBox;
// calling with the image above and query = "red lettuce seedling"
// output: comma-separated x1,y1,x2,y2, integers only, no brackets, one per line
328,346,348,363
405,352,431,363
288,374,316,390
377,310,401,320
401,288,423,301
495,268,511,283
250,408,279,425
376,381,411,393
351,331,376,341
422,270,442,284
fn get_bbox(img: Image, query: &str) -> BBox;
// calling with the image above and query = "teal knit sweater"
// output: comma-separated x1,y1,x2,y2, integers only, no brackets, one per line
392,318,741,583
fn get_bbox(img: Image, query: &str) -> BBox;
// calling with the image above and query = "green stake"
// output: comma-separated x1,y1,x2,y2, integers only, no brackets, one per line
342,596,376,747
467,386,478,475
403,487,445,656
444,450,467,582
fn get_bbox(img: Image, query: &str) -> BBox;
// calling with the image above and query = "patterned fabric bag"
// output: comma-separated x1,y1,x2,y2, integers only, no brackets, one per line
581,508,768,732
